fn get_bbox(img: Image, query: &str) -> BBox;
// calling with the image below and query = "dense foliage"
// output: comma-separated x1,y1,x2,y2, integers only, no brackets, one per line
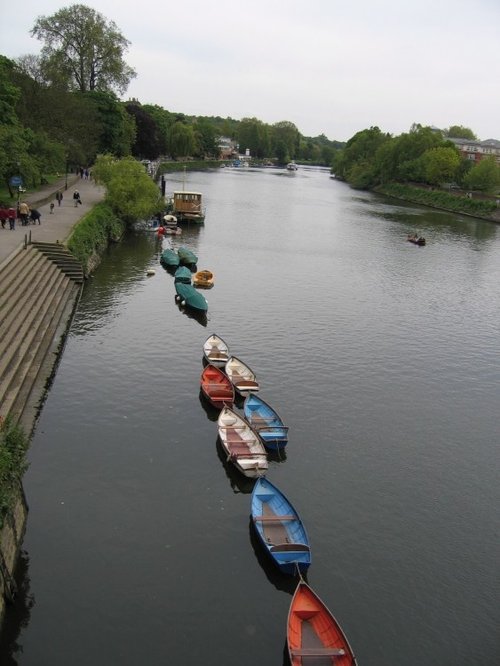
91,155,162,222
0,417,29,529
67,201,125,269
31,4,136,94
375,183,497,216
333,123,500,195
0,2,343,200
1,3,497,207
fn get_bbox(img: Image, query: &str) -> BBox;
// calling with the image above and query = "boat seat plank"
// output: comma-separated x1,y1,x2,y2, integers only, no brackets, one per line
208,351,228,359
254,515,296,522
291,647,345,656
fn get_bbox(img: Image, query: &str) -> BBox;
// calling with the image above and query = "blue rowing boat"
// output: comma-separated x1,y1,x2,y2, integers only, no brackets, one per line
243,394,288,450
251,477,311,575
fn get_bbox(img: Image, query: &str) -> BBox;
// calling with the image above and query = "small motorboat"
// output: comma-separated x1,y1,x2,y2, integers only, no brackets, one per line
225,356,259,396
193,269,214,289
244,394,288,450
177,246,198,266
287,581,358,665
200,364,234,409
217,405,268,478
251,477,310,574
174,266,192,284
407,234,426,246
174,282,208,312
160,248,180,268
203,334,230,368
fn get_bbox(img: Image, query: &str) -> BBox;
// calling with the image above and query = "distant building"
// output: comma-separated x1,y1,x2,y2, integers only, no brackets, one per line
448,137,500,164
217,136,238,160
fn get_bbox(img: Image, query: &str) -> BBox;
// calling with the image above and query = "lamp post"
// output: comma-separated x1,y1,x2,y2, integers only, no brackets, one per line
65,159,69,190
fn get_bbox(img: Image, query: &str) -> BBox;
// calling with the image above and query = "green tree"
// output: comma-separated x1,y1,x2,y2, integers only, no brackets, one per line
143,104,174,155
237,118,270,159
271,120,300,162
125,102,163,159
465,156,500,192
445,125,477,140
0,125,30,196
31,4,136,94
193,118,218,158
85,92,135,157
0,56,21,126
92,155,161,221
421,146,460,185
167,122,195,159
332,126,391,182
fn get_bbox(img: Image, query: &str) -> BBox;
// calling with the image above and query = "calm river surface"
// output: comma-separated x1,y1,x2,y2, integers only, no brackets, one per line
1,167,499,665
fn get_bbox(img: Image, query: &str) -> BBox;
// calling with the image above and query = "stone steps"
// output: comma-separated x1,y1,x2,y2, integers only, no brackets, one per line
0,243,83,426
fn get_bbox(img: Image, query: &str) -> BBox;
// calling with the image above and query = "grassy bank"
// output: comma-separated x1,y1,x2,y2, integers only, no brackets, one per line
0,417,29,529
375,183,498,219
67,202,126,272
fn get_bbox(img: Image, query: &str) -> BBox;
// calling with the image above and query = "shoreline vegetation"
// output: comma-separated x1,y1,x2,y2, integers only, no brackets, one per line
372,182,500,222
67,202,126,275
0,418,28,531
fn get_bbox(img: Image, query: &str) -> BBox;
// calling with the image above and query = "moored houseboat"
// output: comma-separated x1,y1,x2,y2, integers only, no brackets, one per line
168,191,206,223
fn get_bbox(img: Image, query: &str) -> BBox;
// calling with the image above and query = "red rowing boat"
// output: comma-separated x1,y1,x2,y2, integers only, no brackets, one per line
288,581,357,665
200,364,234,409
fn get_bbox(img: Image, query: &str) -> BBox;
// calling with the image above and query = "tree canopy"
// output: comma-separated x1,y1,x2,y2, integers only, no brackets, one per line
31,4,136,94
92,155,161,220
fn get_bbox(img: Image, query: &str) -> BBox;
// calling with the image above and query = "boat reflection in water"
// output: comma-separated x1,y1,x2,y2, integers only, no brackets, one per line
215,436,257,494
198,389,220,422
175,302,208,327
248,517,298,595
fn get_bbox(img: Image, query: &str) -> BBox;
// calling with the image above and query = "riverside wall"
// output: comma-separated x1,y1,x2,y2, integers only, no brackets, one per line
0,176,106,630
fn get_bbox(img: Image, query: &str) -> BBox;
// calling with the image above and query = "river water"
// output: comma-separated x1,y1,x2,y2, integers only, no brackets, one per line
1,167,499,665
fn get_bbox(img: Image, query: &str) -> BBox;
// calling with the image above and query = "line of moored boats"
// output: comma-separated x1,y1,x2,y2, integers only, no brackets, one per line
159,245,214,314
200,333,358,664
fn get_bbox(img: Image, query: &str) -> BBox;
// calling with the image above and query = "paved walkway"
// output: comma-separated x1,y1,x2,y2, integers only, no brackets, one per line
0,175,106,267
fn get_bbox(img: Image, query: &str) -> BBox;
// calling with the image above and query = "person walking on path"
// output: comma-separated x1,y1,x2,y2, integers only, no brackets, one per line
73,190,82,207
8,207,16,230
19,201,30,226
56,191,63,206
30,209,41,225
0,174,105,267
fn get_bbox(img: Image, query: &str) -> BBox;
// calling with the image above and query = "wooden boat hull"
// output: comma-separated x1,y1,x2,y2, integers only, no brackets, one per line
200,364,234,409
252,477,310,574
193,269,214,289
175,282,208,312
288,581,357,665
217,406,268,477
225,356,259,396
203,334,230,368
244,394,288,450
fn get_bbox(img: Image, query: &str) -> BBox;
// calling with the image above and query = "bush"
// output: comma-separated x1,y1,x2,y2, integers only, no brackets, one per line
67,202,126,269
0,417,29,529
375,183,497,217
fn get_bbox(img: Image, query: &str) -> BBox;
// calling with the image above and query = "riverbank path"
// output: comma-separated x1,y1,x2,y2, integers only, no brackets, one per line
0,175,106,267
